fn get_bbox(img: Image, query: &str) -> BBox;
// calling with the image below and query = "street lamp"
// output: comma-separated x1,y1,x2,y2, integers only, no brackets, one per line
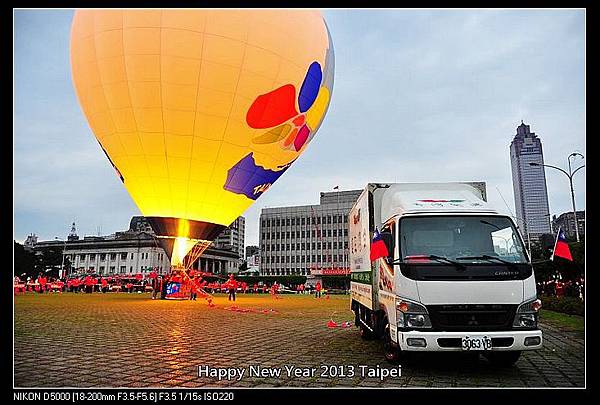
55,237,67,279
529,152,585,242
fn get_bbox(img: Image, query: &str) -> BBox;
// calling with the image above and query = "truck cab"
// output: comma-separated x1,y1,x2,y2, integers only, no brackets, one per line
349,183,542,366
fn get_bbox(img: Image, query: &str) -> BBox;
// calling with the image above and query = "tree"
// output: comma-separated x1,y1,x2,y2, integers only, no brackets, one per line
14,242,37,279
531,239,585,282
34,245,68,278
238,260,248,272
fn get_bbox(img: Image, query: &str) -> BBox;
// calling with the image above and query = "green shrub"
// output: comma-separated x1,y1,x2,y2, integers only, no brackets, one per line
540,295,585,316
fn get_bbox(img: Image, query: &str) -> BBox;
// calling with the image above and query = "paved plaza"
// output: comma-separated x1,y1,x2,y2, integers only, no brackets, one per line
14,293,585,388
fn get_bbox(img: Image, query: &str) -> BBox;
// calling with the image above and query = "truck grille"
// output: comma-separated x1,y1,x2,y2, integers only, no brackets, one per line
426,304,517,331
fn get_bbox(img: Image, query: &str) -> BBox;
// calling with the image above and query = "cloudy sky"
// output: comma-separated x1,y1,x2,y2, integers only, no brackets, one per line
14,9,585,247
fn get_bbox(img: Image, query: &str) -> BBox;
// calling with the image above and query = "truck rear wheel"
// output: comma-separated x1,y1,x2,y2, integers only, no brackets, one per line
382,322,401,363
485,351,521,367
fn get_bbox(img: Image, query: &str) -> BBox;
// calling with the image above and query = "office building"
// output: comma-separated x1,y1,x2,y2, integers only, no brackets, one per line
259,189,362,276
552,211,585,239
510,121,552,240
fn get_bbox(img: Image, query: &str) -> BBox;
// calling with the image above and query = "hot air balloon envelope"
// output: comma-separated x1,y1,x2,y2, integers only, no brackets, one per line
70,10,335,264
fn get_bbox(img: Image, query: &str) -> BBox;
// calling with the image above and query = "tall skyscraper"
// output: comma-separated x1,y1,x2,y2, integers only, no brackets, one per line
510,121,552,241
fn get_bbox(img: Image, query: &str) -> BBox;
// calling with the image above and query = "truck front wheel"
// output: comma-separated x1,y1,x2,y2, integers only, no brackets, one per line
382,322,401,363
485,351,522,367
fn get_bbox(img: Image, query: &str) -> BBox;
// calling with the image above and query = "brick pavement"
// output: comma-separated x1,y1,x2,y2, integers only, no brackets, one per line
13,293,585,388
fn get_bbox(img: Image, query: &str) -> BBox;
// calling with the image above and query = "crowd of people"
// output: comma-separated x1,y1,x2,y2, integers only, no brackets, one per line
13,273,155,294
14,271,334,300
537,277,585,300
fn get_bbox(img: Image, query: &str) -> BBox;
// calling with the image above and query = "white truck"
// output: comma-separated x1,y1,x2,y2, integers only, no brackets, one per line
349,182,542,366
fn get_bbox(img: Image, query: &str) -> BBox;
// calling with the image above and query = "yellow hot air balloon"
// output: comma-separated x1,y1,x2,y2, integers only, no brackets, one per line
70,9,334,266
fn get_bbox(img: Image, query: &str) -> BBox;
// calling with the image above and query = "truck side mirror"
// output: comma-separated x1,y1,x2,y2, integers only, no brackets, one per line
380,231,395,261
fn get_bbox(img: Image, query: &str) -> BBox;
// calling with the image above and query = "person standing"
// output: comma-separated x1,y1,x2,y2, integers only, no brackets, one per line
315,281,322,298
160,275,168,299
189,276,198,301
226,274,238,302
84,275,92,294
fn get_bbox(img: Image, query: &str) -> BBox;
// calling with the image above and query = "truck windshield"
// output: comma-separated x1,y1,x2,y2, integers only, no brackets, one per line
399,216,528,264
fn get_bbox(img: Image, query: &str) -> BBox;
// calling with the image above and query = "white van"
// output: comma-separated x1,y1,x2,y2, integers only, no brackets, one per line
349,182,542,366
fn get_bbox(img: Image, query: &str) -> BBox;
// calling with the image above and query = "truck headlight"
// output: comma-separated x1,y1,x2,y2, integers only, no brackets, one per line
396,297,432,329
513,298,541,329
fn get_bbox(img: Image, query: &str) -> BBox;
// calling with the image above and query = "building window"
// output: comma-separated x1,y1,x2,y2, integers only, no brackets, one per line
120,266,126,273
291,218,296,226
100,253,106,261
110,253,116,261
89,266,94,272
99,266,105,273
130,266,133,272
80,254,86,261
121,253,127,260
89,254,96,260
109,266,115,273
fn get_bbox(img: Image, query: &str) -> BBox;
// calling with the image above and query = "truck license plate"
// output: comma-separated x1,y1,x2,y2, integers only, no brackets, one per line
461,336,492,351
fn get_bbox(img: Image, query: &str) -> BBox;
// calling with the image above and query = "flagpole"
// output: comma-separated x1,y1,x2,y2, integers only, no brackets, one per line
550,227,560,262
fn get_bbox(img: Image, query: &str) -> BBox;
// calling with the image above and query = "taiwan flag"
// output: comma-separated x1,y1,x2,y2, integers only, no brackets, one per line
370,228,389,261
552,228,573,261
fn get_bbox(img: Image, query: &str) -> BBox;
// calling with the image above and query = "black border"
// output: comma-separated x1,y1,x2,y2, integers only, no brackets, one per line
8,1,591,401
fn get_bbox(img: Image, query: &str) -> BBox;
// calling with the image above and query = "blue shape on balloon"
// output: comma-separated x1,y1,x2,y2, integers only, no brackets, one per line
298,62,322,113
224,153,295,200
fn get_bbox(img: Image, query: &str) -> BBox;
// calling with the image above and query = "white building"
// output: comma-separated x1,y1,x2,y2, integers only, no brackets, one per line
510,121,552,241
32,217,241,276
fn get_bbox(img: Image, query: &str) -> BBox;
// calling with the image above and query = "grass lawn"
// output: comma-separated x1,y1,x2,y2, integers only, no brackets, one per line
540,309,584,332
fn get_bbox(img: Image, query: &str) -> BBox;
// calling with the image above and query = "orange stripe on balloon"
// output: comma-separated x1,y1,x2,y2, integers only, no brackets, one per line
282,127,299,147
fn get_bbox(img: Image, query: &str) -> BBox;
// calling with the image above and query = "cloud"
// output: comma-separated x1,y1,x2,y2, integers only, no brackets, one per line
14,9,585,247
